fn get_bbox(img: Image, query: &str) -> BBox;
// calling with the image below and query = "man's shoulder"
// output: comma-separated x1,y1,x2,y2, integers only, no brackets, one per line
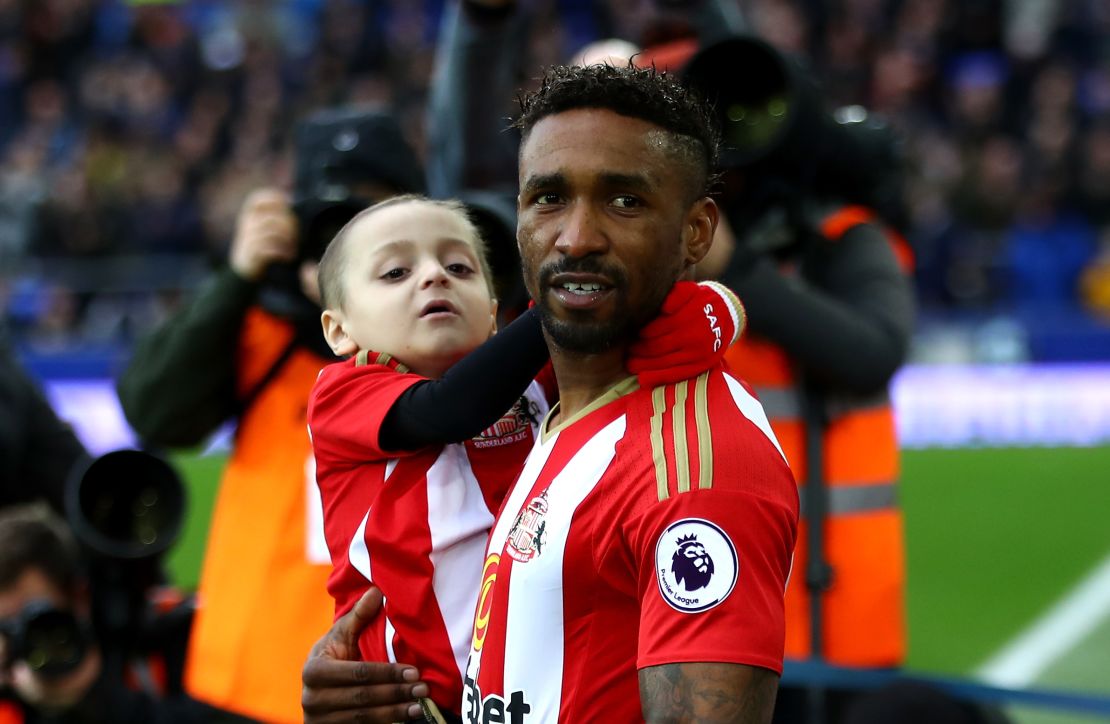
628,368,778,442
623,368,793,499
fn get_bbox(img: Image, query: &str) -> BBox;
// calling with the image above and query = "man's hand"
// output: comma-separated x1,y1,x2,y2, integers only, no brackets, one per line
228,188,299,281
302,587,430,724
628,281,746,388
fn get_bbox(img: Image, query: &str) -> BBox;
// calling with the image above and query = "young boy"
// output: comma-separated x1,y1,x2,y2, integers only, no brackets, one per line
307,194,742,722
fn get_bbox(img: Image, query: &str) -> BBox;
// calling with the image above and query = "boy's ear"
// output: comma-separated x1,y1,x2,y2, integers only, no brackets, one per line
489,298,499,333
321,309,357,357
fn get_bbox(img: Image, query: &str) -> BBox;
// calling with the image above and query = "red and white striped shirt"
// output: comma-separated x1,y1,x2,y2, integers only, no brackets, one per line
308,352,554,716
463,367,798,723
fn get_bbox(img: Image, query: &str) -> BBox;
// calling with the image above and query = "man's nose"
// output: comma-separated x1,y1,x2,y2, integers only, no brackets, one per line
554,202,608,258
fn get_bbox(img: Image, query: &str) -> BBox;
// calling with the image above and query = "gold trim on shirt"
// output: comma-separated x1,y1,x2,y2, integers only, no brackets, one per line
651,386,668,501
654,372,714,501
694,372,713,489
672,380,690,494
354,350,409,374
540,375,639,444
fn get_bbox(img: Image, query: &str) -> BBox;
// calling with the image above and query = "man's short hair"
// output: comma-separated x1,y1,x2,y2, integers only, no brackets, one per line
512,63,721,200
317,194,496,310
0,503,82,596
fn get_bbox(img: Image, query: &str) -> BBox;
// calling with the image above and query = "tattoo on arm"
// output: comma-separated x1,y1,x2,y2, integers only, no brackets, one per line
639,663,779,723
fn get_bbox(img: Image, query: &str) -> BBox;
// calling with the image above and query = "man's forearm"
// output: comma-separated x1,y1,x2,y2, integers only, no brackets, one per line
639,663,778,723
723,225,914,392
116,268,256,446
425,0,523,197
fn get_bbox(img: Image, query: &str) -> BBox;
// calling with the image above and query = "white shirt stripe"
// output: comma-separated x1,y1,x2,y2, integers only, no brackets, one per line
384,604,397,664
426,445,498,680
349,511,372,581
495,416,626,720
724,373,788,462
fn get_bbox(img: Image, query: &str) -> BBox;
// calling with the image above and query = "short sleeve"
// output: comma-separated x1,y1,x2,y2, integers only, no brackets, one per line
626,488,797,674
307,359,427,465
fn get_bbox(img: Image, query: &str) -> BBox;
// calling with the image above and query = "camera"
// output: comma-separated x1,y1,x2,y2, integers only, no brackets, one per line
0,600,91,680
292,107,425,261
65,450,187,651
681,36,908,234
261,106,427,321
66,449,184,565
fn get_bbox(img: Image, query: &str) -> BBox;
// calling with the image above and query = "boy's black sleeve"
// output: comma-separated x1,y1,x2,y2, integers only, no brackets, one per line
379,309,549,451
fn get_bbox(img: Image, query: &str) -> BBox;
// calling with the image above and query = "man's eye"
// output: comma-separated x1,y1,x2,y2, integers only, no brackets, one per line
381,268,407,280
611,195,642,209
534,193,562,205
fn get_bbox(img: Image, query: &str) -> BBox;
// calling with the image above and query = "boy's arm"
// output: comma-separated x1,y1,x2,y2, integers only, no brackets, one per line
381,281,747,451
379,308,548,451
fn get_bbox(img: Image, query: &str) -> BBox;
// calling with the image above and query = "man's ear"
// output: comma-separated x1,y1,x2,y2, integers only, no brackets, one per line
682,196,719,268
321,309,357,357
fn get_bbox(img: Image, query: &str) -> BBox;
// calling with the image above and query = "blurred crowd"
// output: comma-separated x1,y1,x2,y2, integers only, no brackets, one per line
2,0,1110,351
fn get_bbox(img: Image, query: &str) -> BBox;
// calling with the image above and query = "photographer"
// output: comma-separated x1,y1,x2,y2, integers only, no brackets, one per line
679,36,1008,724
0,330,89,515
676,36,914,724
0,503,214,724
115,107,425,724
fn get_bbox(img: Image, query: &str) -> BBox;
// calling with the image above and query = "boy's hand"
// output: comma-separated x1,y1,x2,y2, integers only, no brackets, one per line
302,587,429,724
628,281,745,388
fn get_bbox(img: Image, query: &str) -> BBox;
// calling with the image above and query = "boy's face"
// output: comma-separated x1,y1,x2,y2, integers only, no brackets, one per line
321,202,497,378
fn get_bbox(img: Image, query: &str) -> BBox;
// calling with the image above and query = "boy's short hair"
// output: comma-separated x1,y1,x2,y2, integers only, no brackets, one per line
317,194,496,310
512,63,721,202
0,503,82,597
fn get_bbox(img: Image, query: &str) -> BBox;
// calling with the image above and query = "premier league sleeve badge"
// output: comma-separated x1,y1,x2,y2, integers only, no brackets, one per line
655,518,739,613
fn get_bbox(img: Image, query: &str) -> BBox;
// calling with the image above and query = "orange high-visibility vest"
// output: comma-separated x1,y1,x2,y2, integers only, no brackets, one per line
724,206,911,667
184,308,334,723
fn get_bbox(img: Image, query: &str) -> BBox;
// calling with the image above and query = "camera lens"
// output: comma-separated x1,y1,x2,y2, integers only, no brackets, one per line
721,92,791,158
25,610,82,675
9,604,88,680
68,450,184,561
683,36,805,168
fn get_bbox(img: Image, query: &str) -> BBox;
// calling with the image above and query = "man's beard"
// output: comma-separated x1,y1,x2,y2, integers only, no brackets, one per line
532,257,662,354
